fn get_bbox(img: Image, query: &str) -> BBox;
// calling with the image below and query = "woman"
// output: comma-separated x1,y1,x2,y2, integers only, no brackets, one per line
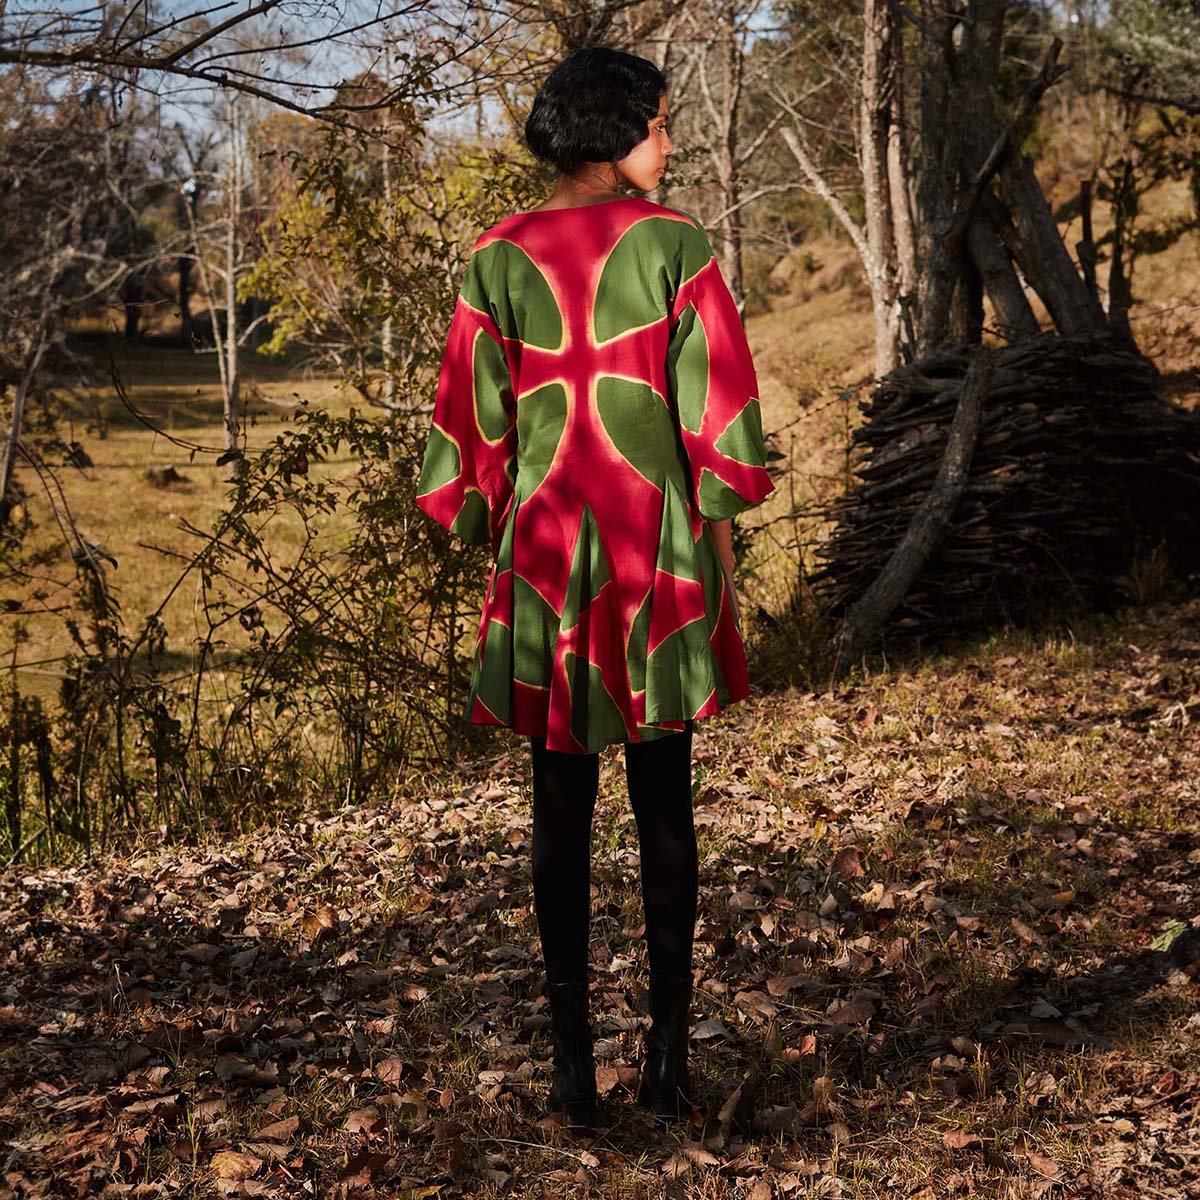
416,46,775,1129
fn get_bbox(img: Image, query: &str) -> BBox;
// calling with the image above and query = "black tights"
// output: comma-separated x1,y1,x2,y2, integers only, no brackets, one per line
529,721,699,984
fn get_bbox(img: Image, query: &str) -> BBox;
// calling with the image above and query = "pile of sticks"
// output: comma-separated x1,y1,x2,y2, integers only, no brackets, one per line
812,329,1200,645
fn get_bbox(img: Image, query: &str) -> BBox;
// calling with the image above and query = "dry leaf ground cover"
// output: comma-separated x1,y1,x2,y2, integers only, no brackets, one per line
3,595,1200,1199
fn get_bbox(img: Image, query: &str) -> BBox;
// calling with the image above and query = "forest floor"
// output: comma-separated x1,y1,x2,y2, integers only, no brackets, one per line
2,592,1199,1199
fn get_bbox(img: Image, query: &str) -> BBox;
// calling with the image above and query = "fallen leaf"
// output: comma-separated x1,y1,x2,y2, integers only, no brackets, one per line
344,1105,385,1135
692,1018,733,1041
826,992,876,1026
860,881,896,912
210,1150,263,1181
595,1066,620,1096
767,973,816,997
1027,1151,1061,1180
375,1056,407,1085
257,1115,299,1141
827,1121,850,1144
942,1128,983,1151
1029,1000,1061,1019
832,847,864,878
661,1141,719,1176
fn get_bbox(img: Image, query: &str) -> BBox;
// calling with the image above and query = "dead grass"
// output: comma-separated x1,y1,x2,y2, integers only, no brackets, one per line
5,330,364,697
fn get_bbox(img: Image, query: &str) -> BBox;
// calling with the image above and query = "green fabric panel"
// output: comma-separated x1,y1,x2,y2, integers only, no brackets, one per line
416,424,460,497
512,574,556,688
644,615,717,722
627,587,651,696
473,330,514,442
714,396,768,467
469,240,562,350
594,217,687,341
656,476,701,582
494,492,517,570
560,505,610,632
666,302,708,434
696,524,735,699
565,651,630,750
470,618,512,720
632,725,687,743
596,377,677,487
469,495,519,713
449,489,489,544
644,476,718,721
672,211,715,285
515,382,568,494
698,468,757,522
698,523,725,637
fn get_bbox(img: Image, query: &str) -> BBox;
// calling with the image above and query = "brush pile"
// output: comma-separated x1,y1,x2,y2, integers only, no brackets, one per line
811,328,1200,642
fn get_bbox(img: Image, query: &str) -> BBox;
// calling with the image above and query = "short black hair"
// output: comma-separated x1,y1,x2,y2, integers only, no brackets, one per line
524,47,667,176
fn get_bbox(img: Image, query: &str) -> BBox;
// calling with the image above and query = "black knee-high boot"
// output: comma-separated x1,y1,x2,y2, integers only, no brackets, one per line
545,980,598,1127
530,736,600,1127
636,971,695,1120
625,722,699,1121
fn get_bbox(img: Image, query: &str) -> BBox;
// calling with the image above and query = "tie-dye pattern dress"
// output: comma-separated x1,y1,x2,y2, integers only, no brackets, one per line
415,195,775,754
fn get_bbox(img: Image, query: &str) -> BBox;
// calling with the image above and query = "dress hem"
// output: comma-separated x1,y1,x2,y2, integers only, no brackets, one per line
465,685,750,754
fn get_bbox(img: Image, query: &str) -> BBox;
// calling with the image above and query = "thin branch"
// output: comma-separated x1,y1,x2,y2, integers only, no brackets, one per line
1096,83,1200,116
778,123,870,264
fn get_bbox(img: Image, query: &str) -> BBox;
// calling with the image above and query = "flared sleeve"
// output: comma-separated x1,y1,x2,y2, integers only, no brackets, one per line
666,214,775,522
415,248,518,554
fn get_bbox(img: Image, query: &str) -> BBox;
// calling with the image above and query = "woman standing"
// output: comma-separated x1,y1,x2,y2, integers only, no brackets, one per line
416,46,775,1129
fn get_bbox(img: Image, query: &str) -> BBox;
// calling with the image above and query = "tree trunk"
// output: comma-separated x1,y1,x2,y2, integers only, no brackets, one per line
815,0,1173,668
381,55,397,411
224,122,241,474
886,0,918,362
861,0,901,375
712,0,747,314
965,209,1040,338
0,327,48,525
995,149,1107,335
1105,158,1137,344
178,255,192,342
122,270,142,340
912,0,963,354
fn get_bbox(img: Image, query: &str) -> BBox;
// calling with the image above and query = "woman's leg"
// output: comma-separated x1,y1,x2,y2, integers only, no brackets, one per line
529,735,601,984
624,721,698,979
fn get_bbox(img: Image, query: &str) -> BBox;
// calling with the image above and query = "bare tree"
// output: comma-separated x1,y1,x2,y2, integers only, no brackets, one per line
0,0,455,129
180,91,272,473
170,122,220,343
645,0,762,310
0,72,145,523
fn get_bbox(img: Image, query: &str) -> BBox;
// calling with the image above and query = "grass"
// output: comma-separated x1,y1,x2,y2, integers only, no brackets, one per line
4,328,364,698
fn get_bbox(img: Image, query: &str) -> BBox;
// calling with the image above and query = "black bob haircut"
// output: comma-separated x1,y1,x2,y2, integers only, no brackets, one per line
524,47,667,176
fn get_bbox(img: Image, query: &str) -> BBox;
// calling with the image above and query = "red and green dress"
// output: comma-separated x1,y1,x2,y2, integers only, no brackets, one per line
416,196,775,754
